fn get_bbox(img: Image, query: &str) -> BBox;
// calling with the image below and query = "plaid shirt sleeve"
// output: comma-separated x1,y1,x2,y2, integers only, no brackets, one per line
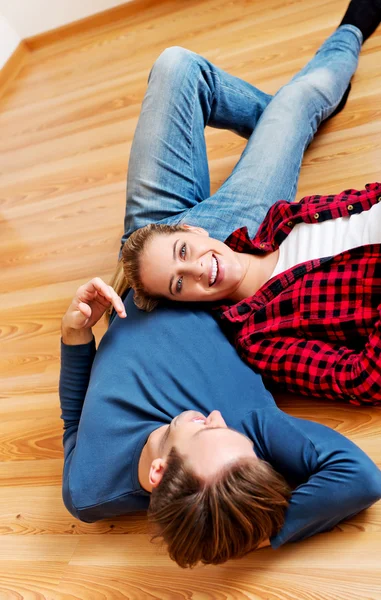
240,315,381,405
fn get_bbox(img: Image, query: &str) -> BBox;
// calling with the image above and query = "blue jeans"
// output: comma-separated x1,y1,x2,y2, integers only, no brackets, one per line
121,25,362,249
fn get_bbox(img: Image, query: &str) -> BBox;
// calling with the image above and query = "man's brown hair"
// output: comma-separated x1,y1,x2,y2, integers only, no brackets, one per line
148,446,291,568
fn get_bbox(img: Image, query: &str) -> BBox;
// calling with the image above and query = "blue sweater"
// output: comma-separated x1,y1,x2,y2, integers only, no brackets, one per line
59,293,381,548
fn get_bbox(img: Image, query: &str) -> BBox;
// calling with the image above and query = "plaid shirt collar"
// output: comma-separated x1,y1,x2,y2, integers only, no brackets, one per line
216,226,329,323
216,182,381,322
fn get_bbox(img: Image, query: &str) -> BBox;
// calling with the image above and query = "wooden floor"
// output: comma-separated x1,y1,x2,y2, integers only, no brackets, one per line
1,0,380,597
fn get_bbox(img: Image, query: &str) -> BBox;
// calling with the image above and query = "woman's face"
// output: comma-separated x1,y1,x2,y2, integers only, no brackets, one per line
140,226,247,302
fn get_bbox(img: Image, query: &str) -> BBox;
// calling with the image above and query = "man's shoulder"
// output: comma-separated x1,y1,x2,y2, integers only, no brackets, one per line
64,484,151,522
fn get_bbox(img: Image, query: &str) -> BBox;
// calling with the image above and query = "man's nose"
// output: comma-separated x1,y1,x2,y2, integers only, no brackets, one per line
206,410,226,427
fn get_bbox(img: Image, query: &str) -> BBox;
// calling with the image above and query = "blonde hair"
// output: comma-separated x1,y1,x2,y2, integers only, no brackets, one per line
106,223,186,323
121,222,187,311
148,447,291,568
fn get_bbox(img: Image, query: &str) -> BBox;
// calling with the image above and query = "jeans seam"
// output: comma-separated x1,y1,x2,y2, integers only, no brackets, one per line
189,70,200,205
219,80,264,102
203,67,262,103
188,67,216,203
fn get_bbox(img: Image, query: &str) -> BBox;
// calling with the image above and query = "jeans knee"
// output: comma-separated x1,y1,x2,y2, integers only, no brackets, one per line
276,69,335,112
275,82,311,115
151,46,195,78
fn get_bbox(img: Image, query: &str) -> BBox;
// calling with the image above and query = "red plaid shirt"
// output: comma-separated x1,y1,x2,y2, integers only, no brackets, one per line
216,182,381,406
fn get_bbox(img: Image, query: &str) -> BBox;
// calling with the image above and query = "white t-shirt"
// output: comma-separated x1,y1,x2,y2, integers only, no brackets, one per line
271,201,381,278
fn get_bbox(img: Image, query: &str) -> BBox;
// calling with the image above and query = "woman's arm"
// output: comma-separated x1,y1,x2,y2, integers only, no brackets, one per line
297,182,381,206
240,313,381,404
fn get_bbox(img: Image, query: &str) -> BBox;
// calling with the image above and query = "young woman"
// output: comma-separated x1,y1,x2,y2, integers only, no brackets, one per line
60,2,381,569
120,19,381,408
122,182,381,407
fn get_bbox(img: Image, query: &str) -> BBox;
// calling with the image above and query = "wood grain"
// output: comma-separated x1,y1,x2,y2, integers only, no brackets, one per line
1,0,381,597
54,566,381,600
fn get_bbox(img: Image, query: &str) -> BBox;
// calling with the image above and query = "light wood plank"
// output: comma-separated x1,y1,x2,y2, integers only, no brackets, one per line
69,532,381,569
0,562,67,599
55,566,381,600
0,486,149,535
0,458,63,487
0,536,79,562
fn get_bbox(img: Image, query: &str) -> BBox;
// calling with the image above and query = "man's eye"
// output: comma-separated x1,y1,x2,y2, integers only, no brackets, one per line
180,243,186,259
176,277,183,292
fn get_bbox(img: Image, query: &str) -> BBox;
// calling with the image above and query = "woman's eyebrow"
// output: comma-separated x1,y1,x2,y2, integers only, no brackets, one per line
169,239,179,295
173,239,179,260
169,277,175,295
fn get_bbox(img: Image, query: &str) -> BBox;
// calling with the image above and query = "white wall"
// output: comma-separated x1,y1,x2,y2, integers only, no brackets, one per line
0,0,131,39
0,14,21,69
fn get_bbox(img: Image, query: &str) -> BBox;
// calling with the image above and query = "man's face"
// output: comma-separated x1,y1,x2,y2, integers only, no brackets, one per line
140,227,246,303
152,410,256,482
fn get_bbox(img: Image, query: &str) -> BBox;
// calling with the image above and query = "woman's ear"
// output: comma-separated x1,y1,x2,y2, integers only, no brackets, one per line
182,224,209,237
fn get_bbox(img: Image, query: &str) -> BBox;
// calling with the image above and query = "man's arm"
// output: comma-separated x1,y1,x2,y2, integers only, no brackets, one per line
257,538,271,549
60,321,95,436
59,278,126,519
62,324,94,345
269,416,381,548
240,311,381,404
60,328,96,520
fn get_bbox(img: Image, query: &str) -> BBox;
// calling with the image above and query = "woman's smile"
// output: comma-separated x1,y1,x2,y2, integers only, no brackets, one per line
209,254,218,286
210,254,225,287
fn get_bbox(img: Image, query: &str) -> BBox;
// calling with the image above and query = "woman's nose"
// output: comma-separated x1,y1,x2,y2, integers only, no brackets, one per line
184,259,204,280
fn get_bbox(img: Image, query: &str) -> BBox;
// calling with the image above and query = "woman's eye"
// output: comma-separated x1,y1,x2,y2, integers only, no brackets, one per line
176,277,183,292
180,243,186,259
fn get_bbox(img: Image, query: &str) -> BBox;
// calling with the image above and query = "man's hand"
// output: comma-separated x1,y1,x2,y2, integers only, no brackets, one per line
257,538,271,549
62,277,126,334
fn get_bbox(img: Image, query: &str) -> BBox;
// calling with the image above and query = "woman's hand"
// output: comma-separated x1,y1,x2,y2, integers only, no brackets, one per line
62,277,127,331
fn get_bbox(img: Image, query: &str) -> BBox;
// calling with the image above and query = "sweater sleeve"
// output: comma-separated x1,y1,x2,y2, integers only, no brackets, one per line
59,337,96,520
269,416,381,548
240,318,381,405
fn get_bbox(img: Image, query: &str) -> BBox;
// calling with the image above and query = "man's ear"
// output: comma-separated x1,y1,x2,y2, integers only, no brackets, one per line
182,224,209,237
149,458,167,488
